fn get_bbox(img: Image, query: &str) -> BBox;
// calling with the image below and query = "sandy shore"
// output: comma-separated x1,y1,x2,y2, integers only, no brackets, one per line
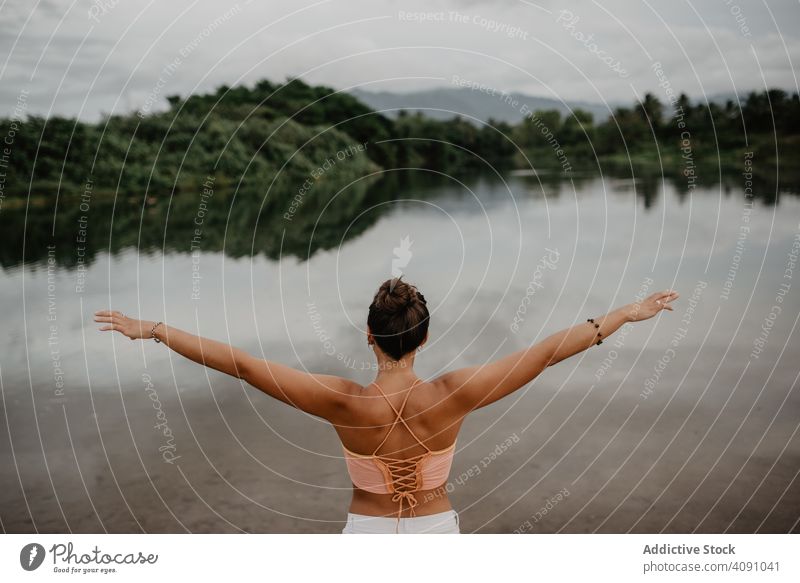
2,350,797,534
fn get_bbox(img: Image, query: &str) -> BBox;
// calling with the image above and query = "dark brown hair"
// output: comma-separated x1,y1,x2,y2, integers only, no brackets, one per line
367,277,429,360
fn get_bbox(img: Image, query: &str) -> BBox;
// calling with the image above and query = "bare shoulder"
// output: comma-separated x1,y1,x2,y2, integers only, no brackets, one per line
423,372,473,412
315,374,363,400
320,376,368,416
430,366,478,395
292,373,363,421
426,372,458,394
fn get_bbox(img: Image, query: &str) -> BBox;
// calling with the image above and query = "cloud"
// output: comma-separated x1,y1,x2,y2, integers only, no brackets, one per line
0,0,798,121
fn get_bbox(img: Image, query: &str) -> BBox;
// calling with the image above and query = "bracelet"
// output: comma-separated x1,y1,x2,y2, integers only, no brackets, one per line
587,318,603,345
150,321,164,343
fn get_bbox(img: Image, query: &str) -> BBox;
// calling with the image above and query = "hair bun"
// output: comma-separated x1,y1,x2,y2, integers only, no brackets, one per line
374,277,417,312
368,277,431,361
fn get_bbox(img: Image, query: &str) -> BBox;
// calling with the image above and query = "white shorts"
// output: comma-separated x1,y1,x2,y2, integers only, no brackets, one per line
342,509,460,534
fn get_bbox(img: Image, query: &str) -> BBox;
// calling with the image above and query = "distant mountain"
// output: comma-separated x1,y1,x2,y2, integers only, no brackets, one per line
349,87,615,125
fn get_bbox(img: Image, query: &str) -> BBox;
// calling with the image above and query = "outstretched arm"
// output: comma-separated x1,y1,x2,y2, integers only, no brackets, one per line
438,290,679,412
94,311,351,418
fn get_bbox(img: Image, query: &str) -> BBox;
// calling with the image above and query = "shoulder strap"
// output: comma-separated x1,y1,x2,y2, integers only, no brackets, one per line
371,379,431,455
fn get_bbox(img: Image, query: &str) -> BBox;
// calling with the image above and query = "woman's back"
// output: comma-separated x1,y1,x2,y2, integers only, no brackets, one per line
336,378,460,452
333,376,463,519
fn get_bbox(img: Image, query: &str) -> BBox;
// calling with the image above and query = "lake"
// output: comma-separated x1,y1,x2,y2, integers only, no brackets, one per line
1,169,798,533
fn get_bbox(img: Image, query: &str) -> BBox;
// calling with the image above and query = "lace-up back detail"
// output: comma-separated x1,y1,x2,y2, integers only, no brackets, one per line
342,379,457,531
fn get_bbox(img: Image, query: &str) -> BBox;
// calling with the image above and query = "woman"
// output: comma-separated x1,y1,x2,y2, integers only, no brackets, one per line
95,278,679,534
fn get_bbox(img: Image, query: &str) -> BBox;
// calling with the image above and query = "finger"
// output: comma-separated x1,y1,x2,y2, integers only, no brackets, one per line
99,325,115,331
663,304,674,311
95,310,113,316
94,316,114,323
112,310,124,318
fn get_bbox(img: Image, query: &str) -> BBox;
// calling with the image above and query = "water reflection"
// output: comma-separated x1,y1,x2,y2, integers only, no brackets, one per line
2,167,799,533
1,165,796,271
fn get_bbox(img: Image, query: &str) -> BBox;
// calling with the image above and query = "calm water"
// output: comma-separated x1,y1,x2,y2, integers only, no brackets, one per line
2,171,799,533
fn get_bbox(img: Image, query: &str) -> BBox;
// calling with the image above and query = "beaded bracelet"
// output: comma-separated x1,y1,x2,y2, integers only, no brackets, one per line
587,318,603,345
151,321,164,343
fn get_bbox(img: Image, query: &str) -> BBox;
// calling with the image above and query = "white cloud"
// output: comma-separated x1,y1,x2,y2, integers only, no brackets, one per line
0,0,798,120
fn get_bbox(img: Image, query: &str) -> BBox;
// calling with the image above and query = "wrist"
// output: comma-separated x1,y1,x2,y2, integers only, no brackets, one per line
146,321,164,341
622,303,638,323
137,320,153,340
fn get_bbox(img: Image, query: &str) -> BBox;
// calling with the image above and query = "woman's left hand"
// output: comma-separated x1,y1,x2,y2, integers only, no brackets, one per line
94,310,154,340
626,290,680,322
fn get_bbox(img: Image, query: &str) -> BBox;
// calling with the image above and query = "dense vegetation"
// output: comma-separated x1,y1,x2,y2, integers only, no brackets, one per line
1,78,796,200
0,78,797,267
515,89,800,176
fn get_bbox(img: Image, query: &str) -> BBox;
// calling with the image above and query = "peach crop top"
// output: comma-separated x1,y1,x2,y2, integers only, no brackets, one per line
342,379,456,530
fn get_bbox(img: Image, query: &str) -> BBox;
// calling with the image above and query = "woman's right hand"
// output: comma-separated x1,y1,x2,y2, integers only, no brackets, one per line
627,290,680,322
95,310,155,340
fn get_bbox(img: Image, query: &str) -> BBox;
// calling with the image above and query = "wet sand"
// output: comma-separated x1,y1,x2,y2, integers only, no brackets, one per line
2,346,797,534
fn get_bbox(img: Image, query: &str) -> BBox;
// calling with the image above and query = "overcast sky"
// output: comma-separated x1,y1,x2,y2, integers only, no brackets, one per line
2,0,799,121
